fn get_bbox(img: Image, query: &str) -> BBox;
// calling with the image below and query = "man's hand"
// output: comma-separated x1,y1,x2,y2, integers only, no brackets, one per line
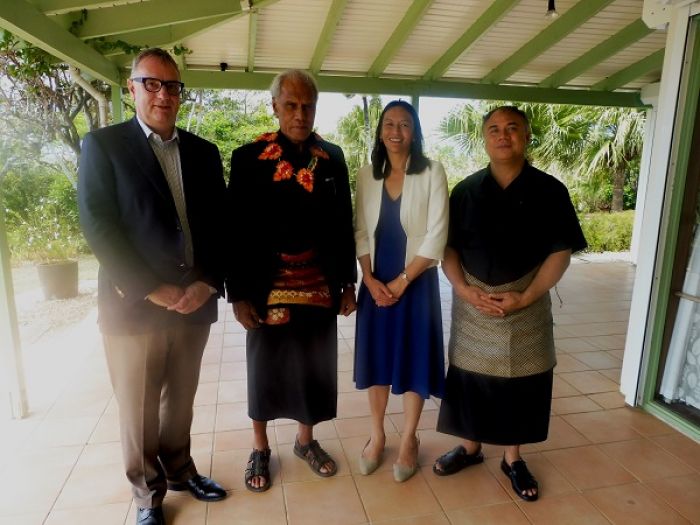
146,284,185,308
339,287,357,316
233,300,262,330
167,280,213,314
487,291,525,316
456,283,505,317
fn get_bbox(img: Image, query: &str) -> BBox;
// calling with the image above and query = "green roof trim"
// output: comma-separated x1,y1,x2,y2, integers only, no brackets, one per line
591,48,665,91
309,0,348,74
247,10,258,73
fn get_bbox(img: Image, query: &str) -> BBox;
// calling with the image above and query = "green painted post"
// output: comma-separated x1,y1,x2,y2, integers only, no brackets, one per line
111,84,123,124
0,203,28,419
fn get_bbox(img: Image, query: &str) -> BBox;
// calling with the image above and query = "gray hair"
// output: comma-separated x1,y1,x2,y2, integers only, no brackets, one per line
270,69,318,101
131,48,179,76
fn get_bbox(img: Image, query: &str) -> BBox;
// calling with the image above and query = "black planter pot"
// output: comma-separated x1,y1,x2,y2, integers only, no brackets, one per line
37,259,79,300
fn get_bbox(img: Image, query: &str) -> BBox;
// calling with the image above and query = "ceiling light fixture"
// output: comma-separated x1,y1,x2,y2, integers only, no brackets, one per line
546,0,559,19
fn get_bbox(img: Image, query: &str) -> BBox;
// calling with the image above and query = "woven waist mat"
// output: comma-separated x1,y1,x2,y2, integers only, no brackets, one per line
448,267,555,378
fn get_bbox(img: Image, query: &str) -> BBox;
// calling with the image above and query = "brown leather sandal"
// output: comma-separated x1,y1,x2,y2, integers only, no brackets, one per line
244,447,271,492
293,438,337,477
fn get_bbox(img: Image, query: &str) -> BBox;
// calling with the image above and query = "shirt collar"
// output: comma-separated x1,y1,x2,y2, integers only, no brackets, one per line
136,115,179,144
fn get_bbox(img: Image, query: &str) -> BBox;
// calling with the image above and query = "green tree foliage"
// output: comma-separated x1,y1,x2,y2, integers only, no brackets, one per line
334,95,383,187
438,101,646,212
178,90,276,177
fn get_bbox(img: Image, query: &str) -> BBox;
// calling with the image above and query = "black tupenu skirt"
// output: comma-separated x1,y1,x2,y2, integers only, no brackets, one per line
436,366,553,445
246,306,337,425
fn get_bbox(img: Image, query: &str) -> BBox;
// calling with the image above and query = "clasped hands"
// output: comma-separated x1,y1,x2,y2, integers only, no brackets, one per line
146,281,213,314
364,273,408,307
458,284,525,317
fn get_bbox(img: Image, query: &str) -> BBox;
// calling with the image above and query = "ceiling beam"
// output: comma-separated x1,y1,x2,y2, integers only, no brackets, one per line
367,0,433,77
73,0,244,39
482,0,616,84
422,0,518,81
247,10,258,73
591,48,664,91
540,19,655,88
309,0,348,74
0,0,120,84
179,70,644,107
95,16,234,57
30,0,134,15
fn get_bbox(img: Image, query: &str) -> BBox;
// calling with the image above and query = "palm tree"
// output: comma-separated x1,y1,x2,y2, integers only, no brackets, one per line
335,95,383,183
438,102,645,212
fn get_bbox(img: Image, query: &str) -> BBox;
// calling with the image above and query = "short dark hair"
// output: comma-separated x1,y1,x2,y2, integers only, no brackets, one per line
131,48,179,77
371,100,430,180
482,105,531,133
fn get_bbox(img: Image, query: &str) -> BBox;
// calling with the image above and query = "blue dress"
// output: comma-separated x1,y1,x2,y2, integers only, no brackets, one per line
354,185,445,399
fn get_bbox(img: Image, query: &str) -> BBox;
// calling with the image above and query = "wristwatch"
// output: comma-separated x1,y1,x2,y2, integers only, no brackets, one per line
400,271,411,283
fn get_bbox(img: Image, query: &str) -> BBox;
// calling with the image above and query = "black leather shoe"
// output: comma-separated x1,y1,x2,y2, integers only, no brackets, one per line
168,474,227,502
137,506,165,525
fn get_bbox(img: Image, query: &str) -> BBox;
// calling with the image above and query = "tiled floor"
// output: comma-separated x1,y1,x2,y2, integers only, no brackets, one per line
2,260,700,524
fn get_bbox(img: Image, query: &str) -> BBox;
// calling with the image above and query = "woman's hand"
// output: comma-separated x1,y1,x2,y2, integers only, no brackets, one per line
364,274,397,307
386,276,409,301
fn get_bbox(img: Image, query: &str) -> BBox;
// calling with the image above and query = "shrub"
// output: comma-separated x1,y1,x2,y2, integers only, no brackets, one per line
579,210,634,252
2,169,88,263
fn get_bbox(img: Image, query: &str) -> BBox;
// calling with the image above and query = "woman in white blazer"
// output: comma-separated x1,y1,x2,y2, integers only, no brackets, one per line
354,100,449,482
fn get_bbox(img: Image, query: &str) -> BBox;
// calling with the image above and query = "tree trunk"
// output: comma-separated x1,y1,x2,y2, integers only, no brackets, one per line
611,167,625,212
362,95,370,163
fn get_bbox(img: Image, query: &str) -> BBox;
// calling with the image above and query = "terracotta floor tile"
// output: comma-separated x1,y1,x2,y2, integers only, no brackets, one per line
285,477,367,525
0,515,47,524
552,375,583,398
338,370,355,392
210,486,288,525
334,415,396,438
587,391,627,409
562,411,642,443
192,404,218,434
537,416,590,451
217,380,247,404
422,463,510,510
213,429,256,453
585,335,626,351
219,362,247,381
89,411,120,443
337,392,373,418
446,502,530,525
572,351,621,370
607,407,676,437
599,368,621,384
600,439,695,481
553,354,590,373
517,493,610,525
221,344,246,361
355,469,441,522
557,371,619,394
373,512,450,524
338,352,354,372
0,464,73,516
555,338,600,353
652,434,700,471
551,395,603,415
213,402,249,432
198,363,221,384
585,482,691,524
543,445,636,490
44,502,130,525
26,415,99,448
645,474,700,523
53,461,132,509
75,442,123,467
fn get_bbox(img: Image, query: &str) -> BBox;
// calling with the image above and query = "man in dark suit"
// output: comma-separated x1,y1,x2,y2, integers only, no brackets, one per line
78,48,226,525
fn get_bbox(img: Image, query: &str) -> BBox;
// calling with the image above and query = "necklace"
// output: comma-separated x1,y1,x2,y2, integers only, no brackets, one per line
256,132,329,192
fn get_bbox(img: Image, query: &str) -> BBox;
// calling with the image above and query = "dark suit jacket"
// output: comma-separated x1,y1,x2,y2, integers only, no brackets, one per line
78,117,225,334
225,131,356,317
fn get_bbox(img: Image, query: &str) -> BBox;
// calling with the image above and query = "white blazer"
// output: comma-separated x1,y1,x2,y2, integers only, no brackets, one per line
354,160,449,269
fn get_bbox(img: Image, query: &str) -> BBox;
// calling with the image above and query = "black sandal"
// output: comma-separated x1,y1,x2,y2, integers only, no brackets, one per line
244,447,271,492
500,456,538,501
433,445,484,476
293,438,337,477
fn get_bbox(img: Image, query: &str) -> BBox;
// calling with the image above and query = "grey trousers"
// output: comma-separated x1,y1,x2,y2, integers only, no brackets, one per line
103,323,210,508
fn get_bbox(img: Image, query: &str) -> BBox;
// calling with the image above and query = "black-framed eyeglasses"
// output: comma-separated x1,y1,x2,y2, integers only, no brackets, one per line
131,77,185,96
